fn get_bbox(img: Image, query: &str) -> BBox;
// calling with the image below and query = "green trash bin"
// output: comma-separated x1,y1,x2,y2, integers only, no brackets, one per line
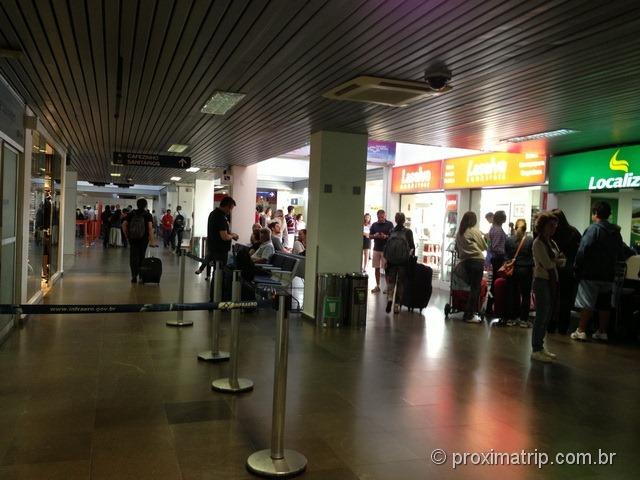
316,273,346,328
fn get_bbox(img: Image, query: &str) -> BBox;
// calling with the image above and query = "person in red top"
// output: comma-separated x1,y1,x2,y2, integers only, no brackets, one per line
161,209,174,247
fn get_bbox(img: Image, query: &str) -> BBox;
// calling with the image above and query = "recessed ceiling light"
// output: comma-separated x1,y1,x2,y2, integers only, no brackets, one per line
500,129,578,143
170,176,181,181
110,172,121,177
201,91,246,115
186,167,200,173
167,144,189,153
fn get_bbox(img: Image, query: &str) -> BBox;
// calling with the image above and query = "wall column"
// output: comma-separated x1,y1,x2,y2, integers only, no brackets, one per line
303,131,368,318
62,170,77,270
230,164,258,244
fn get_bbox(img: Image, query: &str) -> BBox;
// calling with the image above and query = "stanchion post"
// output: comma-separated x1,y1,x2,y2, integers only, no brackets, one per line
246,294,307,477
167,248,194,327
198,261,230,361
212,270,253,392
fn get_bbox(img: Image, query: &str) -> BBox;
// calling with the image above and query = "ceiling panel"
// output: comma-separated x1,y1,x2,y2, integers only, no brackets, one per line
0,0,639,185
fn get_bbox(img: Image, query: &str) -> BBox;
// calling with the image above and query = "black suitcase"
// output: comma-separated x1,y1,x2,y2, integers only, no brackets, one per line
140,257,162,284
401,262,433,313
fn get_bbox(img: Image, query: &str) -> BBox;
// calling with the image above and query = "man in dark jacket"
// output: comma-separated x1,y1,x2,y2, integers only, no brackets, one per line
571,201,634,342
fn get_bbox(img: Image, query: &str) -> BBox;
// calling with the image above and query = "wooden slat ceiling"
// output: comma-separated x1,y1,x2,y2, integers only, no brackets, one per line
1,0,640,185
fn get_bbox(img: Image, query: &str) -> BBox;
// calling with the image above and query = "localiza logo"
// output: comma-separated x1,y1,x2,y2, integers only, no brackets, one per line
589,149,639,189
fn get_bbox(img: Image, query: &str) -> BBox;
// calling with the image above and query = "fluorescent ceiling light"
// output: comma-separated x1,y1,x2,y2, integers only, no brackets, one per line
501,129,578,143
186,167,200,173
170,176,181,181
201,91,246,115
110,172,121,177
168,144,189,153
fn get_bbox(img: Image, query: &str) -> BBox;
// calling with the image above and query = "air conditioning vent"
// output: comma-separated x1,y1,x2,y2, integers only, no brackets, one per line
323,76,451,107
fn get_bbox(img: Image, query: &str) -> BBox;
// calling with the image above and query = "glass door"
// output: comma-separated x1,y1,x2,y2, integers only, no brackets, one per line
0,142,19,335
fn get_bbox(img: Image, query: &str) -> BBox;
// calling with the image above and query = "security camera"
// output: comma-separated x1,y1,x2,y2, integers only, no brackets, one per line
424,65,452,91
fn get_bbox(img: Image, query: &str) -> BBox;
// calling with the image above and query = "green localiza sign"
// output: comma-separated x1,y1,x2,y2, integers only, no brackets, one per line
549,145,640,193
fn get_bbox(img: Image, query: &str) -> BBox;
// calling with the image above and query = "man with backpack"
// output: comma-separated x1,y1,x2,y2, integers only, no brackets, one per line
123,198,157,283
172,205,186,254
384,212,415,314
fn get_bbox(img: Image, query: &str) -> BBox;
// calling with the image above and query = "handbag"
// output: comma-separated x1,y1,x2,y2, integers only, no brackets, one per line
498,236,526,277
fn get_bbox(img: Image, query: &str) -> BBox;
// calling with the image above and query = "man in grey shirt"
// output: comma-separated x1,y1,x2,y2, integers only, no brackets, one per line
268,221,289,252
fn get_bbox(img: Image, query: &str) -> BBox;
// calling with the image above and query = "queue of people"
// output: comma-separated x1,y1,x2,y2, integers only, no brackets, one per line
454,201,634,363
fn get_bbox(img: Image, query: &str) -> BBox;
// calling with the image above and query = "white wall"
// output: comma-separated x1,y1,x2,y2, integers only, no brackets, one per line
193,179,215,237
231,164,258,244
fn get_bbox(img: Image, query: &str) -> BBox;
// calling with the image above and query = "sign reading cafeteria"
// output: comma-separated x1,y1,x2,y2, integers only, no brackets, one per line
443,152,546,189
391,161,442,193
549,145,640,193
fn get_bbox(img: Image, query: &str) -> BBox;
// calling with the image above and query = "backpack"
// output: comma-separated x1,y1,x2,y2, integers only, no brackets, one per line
128,211,146,240
174,214,185,231
384,229,410,265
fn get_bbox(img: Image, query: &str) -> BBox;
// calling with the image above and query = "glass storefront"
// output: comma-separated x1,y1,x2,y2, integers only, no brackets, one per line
27,131,62,299
0,141,20,335
474,186,542,234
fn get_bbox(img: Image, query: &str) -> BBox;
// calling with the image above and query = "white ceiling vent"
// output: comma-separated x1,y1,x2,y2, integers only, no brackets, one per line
323,76,451,107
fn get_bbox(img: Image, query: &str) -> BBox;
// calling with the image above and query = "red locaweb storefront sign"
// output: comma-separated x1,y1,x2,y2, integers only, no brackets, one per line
391,161,443,193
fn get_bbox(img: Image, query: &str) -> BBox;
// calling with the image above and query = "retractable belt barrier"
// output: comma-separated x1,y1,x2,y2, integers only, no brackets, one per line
0,301,257,316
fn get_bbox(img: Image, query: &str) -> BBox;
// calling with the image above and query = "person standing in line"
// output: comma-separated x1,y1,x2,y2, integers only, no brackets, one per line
172,205,186,254
531,212,565,362
260,207,272,227
486,210,508,316
550,209,582,334
295,213,305,231
362,213,372,272
161,209,174,247
504,219,534,327
109,205,123,247
369,209,394,294
200,196,239,279
121,207,129,248
101,205,112,248
285,206,297,246
384,213,415,314
255,205,263,225
123,198,157,284
455,212,487,323
571,202,634,342
274,209,289,248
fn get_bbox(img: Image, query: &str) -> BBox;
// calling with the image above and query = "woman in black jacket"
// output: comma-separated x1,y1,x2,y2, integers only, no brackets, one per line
505,219,535,327
550,209,582,334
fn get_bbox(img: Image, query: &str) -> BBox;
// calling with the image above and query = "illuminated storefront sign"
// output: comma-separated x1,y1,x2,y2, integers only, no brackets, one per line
391,161,443,193
549,145,640,192
443,152,546,189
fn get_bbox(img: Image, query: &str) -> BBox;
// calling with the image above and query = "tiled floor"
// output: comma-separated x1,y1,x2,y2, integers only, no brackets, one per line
1,245,639,479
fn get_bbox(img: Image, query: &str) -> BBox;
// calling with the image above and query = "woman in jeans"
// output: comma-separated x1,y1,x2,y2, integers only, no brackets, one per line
531,212,565,362
455,212,487,323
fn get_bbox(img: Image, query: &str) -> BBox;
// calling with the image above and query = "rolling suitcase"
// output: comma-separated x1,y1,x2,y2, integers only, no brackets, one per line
140,250,162,284
401,262,433,313
491,276,510,319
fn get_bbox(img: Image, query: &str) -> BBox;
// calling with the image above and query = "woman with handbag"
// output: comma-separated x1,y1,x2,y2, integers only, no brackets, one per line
503,219,534,327
531,212,566,363
455,212,487,323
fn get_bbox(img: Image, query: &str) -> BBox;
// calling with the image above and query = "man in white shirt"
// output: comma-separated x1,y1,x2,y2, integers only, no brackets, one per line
251,228,275,264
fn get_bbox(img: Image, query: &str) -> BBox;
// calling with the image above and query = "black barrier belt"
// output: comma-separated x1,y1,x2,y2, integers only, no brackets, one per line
0,301,258,316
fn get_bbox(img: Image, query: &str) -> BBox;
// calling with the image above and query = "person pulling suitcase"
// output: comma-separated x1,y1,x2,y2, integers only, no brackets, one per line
123,198,158,284
383,213,415,314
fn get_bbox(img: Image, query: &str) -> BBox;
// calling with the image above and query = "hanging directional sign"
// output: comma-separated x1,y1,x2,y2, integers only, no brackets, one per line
112,151,191,169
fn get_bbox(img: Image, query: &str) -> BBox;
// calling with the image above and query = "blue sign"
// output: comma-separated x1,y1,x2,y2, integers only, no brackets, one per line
367,140,396,165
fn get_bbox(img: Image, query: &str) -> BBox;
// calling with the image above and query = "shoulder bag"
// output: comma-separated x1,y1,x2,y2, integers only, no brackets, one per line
498,236,526,278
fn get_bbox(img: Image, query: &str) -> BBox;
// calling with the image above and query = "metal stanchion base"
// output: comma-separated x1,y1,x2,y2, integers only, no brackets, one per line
166,320,194,327
212,377,254,393
197,350,230,362
246,450,307,478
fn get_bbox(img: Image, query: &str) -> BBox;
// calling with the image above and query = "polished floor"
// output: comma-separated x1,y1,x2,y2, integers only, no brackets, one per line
1,244,639,479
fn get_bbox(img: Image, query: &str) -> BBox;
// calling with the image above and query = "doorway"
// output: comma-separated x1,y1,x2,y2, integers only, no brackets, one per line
0,142,19,338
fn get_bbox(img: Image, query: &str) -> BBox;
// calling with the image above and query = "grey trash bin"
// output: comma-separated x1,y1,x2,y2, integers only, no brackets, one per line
316,273,346,328
344,273,368,327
